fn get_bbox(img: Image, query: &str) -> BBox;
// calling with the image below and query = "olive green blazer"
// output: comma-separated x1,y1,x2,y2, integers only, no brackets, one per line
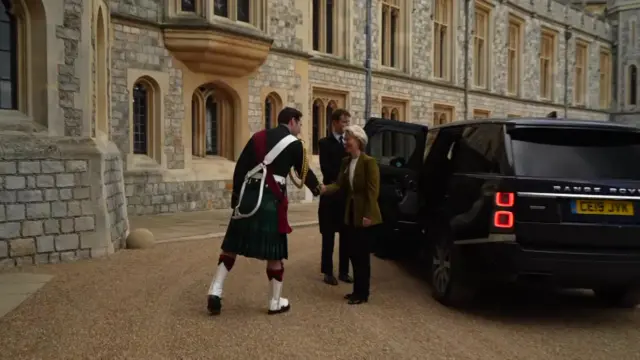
325,153,382,228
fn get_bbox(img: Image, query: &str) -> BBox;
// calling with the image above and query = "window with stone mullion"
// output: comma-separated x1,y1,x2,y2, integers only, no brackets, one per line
507,21,519,95
180,0,196,12
630,65,638,106
381,1,400,68
213,0,251,24
312,0,335,54
132,83,149,155
312,100,323,154
0,0,18,110
433,0,449,79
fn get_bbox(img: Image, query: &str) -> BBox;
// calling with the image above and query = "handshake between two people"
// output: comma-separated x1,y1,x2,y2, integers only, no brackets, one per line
316,184,372,227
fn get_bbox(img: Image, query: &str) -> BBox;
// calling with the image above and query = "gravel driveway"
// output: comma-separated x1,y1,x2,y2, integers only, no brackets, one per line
1,227,639,360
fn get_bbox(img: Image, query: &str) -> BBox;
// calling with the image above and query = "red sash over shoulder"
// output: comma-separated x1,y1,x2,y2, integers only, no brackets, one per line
253,130,292,234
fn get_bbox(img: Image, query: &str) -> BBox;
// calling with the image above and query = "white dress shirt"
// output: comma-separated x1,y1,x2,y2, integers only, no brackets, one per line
333,132,344,146
349,155,359,188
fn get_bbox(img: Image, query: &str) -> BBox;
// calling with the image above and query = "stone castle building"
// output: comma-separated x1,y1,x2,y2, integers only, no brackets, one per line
0,0,638,267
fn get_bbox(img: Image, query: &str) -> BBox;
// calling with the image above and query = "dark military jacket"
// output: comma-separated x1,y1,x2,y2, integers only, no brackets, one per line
231,124,320,208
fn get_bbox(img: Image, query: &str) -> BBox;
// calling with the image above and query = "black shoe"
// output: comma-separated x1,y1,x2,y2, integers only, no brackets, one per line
344,293,354,300
324,274,339,286
339,274,353,283
207,295,222,315
348,296,368,305
267,303,291,315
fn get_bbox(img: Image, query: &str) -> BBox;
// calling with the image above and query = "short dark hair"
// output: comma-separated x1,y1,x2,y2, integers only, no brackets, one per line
277,107,303,125
547,111,558,118
331,108,351,122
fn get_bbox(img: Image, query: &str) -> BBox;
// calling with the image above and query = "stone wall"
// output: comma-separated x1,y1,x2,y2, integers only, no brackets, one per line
124,171,309,216
107,0,614,219
0,136,127,268
108,0,160,22
58,0,85,137
104,155,128,250
110,22,184,170
614,7,640,113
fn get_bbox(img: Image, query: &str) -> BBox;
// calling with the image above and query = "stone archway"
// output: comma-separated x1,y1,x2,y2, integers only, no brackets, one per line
191,83,236,160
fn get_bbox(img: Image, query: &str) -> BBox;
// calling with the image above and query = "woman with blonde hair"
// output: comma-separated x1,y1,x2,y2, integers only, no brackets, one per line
321,124,382,304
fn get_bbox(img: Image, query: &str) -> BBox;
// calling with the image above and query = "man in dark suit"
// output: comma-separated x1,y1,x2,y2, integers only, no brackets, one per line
318,108,353,285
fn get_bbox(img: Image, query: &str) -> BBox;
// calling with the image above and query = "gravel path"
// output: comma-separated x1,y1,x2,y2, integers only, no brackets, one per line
1,227,640,360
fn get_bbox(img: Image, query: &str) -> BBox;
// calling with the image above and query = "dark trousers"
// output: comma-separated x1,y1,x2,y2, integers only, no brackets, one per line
346,205,371,300
346,226,371,299
321,231,349,276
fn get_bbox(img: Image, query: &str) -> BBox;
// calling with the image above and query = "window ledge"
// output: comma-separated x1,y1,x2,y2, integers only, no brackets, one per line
430,76,452,84
310,51,344,61
0,111,47,134
379,66,405,74
126,154,163,172
187,156,236,181
472,85,489,91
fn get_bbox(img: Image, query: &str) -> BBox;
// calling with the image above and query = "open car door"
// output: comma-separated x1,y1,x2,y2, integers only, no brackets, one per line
364,118,428,256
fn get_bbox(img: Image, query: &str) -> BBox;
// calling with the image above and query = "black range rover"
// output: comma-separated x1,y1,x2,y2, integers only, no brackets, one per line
364,117,640,308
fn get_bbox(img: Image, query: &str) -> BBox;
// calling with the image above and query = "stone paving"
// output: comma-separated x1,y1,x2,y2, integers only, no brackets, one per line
1,227,640,359
0,273,53,318
128,202,319,242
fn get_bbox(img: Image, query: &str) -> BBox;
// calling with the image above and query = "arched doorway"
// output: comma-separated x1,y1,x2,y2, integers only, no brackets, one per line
191,84,235,160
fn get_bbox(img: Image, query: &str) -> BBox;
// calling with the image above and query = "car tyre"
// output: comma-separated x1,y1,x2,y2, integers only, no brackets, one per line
430,230,474,307
593,286,640,309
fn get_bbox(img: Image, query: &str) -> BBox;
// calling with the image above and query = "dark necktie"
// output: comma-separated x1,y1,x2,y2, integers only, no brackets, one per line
338,135,344,146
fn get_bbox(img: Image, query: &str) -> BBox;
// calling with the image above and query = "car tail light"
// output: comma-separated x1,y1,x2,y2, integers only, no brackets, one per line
495,192,514,207
493,210,514,228
493,192,515,229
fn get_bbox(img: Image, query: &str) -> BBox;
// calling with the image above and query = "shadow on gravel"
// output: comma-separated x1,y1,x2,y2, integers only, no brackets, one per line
390,256,637,327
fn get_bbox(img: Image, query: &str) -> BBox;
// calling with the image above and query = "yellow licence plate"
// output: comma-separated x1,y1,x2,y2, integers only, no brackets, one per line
574,200,635,216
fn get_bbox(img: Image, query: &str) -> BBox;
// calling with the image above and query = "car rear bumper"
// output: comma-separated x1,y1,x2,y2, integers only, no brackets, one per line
455,234,640,288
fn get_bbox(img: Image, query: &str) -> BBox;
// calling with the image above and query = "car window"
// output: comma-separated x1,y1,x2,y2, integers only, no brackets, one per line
451,125,503,174
510,127,640,180
423,128,439,161
369,129,418,167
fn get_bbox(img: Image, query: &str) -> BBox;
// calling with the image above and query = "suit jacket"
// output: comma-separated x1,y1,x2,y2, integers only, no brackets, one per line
325,154,383,228
318,135,348,233
231,124,321,208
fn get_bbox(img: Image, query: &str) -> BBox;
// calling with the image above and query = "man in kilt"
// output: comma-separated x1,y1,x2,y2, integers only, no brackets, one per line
207,107,323,316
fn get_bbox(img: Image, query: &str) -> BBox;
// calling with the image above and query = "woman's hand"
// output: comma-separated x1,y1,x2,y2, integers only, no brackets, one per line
362,217,372,227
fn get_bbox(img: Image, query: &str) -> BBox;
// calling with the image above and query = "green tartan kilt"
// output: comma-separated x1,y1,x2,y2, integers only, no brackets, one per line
221,181,288,260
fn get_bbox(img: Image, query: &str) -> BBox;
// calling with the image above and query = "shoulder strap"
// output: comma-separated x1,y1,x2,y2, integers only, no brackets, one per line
263,134,298,166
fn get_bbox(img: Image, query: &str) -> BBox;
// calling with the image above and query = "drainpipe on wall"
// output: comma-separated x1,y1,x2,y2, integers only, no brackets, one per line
464,0,470,121
564,26,572,119
364,0,373,123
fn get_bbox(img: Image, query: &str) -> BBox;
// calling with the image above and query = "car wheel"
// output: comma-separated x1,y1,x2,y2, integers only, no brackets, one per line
593,286,640,309
430,231,474,307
